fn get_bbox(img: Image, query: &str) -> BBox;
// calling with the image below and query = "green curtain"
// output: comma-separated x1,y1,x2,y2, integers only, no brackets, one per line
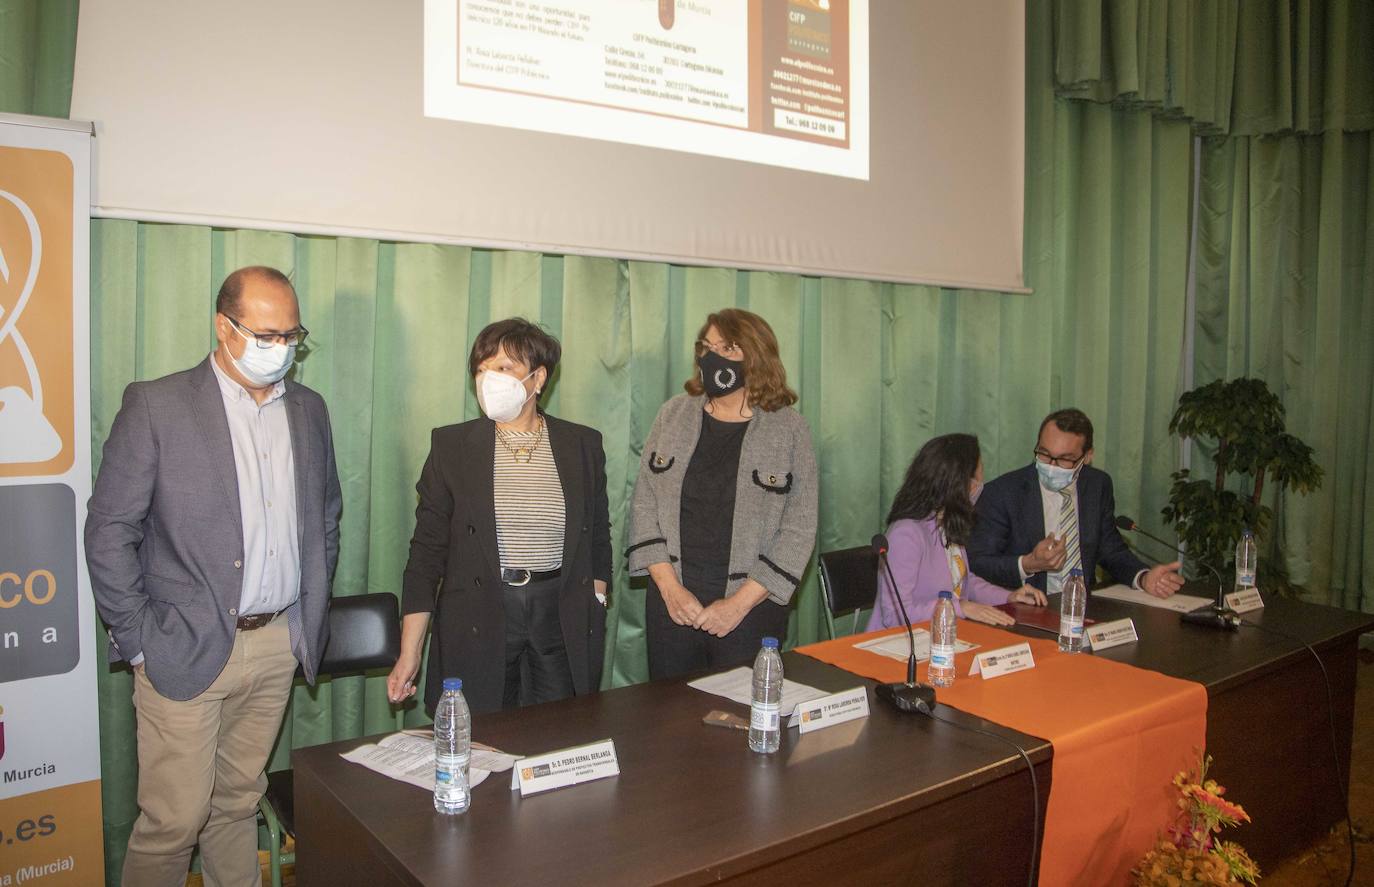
1054,0,1374,612
8,1,1201,882
0,0,77,118
1054,0,1374,136
1193,132,1374,610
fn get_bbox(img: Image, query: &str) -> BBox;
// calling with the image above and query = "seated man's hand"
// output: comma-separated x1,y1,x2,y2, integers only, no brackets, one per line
1142,561,1185,598
1022,534,1066,574
1009,585,1048,606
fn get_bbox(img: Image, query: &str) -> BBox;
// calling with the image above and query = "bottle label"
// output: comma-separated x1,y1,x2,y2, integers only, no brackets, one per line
435,752,466,786
930,643,955,669
1059,617,1083,637
1237,570,1256,587
750,701,780,731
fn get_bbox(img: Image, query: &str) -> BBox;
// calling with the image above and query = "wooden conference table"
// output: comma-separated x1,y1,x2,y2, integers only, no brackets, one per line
294,593,1372,885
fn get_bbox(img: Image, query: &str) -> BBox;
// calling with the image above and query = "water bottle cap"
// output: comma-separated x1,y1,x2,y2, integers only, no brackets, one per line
442,677,463,691
761,636,779,649
1242,528,1253,537
1069,568,1084,577
937,590,954,599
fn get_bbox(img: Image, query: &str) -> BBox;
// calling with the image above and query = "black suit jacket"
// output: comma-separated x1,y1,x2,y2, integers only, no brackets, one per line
401,414,611,715
967,463,1147,592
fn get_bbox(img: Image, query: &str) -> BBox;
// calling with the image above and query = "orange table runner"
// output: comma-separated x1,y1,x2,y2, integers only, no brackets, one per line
797,622,1207,886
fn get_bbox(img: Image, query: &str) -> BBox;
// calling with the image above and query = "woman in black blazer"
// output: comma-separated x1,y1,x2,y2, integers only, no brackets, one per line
386,318,611,716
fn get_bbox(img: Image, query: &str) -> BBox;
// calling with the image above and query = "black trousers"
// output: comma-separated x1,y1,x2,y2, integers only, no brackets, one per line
645,574,789,682
501,577,576,709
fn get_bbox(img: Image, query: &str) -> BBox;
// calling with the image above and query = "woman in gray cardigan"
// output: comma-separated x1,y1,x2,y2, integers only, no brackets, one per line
628,308,818,680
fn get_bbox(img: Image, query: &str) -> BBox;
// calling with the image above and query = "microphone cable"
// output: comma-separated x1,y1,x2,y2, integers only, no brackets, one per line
922,708,1040,887
1238,618,1356,887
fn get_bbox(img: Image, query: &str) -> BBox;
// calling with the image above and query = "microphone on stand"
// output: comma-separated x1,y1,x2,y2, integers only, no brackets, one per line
871,533,937,714
1113,515,1240,631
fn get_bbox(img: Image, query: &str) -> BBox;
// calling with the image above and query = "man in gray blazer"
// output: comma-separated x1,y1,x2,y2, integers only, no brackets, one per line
86,266,341,887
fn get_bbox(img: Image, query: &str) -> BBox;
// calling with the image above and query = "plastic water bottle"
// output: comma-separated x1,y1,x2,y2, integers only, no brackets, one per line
1058,568,1086,653
929,590,957,687
433,677,471,814
1235,528,1258,591
748,637,783,754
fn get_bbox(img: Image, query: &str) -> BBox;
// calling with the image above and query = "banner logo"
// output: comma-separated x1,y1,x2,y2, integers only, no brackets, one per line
0,147,75,476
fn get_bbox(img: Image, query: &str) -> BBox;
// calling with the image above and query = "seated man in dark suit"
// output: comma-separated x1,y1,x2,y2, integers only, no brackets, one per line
967,408,1184,598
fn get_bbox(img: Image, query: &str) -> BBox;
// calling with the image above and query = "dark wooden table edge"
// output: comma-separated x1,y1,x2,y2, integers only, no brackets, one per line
651,746,1054,885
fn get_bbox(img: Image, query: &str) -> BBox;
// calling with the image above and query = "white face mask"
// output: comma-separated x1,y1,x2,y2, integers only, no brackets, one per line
227,324,295,386
1035,460,1080,492
477,369,536,424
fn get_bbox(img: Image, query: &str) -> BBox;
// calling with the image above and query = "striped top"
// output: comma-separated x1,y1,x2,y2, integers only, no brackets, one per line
493,425,566,571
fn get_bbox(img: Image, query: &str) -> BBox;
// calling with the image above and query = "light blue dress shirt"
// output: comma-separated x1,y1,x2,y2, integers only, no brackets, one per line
210,353,301,616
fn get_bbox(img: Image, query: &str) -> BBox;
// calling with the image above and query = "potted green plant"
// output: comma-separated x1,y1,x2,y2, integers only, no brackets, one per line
1161,377,1322,596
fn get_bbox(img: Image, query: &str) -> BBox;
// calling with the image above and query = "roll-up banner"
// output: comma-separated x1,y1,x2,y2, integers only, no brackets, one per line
0,113,103,887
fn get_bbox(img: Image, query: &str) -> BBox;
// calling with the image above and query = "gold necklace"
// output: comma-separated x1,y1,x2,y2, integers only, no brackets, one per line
495,418,543,463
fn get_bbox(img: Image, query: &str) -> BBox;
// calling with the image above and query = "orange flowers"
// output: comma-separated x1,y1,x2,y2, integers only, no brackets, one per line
1134,753,1259,886
1186,784,1249,826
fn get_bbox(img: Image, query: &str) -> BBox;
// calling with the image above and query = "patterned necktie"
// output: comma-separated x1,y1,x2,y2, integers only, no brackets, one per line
1059,489,1082,576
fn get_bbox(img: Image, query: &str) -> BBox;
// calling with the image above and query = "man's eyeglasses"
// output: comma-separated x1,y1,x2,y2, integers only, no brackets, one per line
1033,448,1086,470
227,316,309,349
695,339,743,359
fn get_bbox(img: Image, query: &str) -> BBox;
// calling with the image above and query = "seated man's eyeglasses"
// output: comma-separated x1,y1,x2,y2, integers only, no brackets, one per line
227,316,308,349
1033,448,1086,469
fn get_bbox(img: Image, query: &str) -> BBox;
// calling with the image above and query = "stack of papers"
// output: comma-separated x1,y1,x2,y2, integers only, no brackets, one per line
341,731,519,791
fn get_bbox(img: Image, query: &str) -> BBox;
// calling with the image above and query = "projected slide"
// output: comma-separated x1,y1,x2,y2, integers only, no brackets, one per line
425,0,869,179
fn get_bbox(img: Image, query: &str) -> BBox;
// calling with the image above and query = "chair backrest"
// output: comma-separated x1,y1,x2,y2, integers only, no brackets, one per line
318,593,402,676
818,546,879,617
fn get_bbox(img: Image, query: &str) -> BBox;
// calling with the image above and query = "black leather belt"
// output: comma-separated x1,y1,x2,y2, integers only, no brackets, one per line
501,567,562,587
236,609,284,631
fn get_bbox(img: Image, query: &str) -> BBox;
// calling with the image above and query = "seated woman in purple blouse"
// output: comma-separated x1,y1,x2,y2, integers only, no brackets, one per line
868,433,1046,630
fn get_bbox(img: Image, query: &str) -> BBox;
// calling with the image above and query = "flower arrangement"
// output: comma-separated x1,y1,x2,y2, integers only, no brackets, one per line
1134,754,1261,885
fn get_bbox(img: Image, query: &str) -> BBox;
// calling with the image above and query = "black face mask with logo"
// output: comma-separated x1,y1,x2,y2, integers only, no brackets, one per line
697,351,746,398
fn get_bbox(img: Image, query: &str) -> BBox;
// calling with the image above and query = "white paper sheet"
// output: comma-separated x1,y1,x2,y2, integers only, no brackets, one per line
853,628,978,662
1091,584,1215,614
341,732,518,792
687,667,831,719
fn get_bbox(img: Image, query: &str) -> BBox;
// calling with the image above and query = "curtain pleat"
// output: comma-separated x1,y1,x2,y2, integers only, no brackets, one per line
0,0,78,117
1055,0,1374,136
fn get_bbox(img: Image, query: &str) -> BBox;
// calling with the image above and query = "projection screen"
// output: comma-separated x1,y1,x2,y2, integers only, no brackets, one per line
70,0,1025,291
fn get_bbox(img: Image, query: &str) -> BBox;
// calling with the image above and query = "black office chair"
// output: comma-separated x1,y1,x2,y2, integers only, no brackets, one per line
818,546,879,638
259,593,402,887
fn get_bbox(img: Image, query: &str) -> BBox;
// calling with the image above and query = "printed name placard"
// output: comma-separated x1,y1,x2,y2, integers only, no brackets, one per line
510,739,619,796
1085,618,1139,651
796,686,870,734
969,642,1035,679
1224,588,1264,614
